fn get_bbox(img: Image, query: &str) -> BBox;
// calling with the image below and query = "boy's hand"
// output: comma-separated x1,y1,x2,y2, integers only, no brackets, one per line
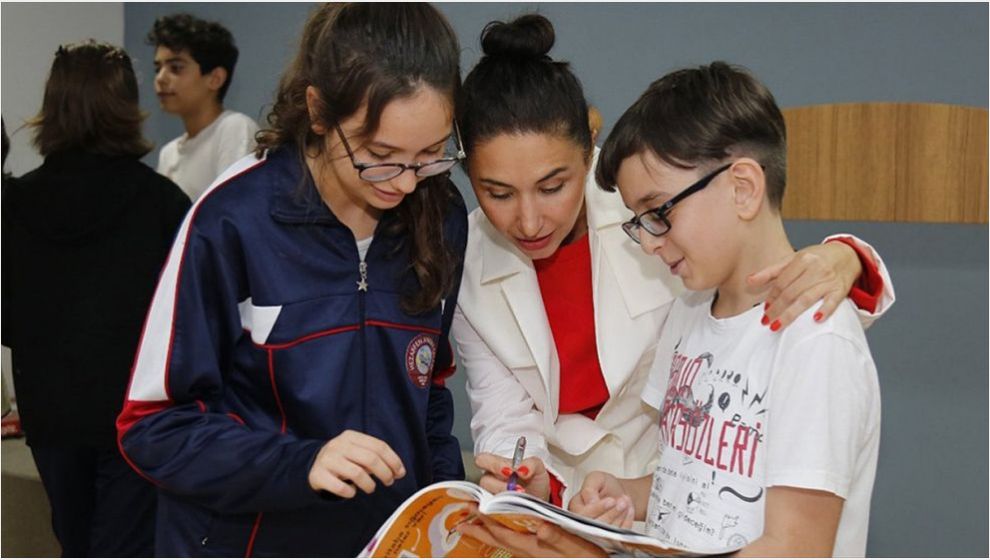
568,471,635,529
748,241,861,331
475,453,551,500
307,430,406,498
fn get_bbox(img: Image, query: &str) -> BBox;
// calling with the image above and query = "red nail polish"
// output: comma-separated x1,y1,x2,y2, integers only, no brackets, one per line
814,311,823,322
760,314,769,326
764,301,770,310
517,466,530,476
500,467,512,477
770,320,781,332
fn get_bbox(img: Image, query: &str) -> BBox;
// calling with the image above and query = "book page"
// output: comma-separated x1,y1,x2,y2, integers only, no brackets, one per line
481,492,737,557
361,482,510,558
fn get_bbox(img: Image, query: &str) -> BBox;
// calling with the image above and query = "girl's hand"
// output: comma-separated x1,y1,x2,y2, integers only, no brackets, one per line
307,430,406,498
568,471,635,529
474,453,551,500
748,241,862,331
457,505,607,557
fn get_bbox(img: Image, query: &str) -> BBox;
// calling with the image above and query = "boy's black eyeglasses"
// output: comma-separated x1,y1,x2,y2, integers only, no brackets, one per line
622,163,733,244
334,121,466,183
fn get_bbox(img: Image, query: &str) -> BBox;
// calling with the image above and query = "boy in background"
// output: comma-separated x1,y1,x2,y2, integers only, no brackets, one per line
149,13,258,201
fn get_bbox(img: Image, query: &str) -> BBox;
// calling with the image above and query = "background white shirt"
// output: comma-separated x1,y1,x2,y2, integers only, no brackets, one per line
157,110,259,201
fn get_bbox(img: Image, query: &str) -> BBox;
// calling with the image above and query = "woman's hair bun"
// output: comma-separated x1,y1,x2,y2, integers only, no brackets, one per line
480,14,555,59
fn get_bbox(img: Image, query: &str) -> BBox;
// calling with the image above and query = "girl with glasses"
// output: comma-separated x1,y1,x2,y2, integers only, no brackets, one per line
116,4,468,556
452,13,894,512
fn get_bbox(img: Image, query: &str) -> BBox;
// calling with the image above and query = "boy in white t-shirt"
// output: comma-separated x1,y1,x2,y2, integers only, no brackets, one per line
561,62,882,556
148,14,259,201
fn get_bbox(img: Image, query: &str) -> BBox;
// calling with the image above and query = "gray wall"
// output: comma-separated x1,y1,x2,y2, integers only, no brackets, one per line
1,3,124,176
122,3,987,557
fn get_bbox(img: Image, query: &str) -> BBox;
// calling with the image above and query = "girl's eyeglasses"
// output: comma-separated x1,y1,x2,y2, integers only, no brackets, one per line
334,121,466,183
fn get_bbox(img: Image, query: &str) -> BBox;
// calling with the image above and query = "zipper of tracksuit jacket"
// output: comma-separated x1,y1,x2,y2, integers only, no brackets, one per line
357,258,368,315
357,257,369,434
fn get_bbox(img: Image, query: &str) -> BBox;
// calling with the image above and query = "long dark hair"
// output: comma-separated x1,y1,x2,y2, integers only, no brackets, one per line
457,14,592,160
29,41,151,158
257,3,462,315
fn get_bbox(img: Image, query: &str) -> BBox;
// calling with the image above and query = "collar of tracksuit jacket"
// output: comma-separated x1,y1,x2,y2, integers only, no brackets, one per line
266,146,402,235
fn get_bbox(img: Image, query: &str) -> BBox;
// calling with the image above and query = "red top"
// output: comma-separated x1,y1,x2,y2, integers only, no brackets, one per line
534,234,610,420
827,237,884,313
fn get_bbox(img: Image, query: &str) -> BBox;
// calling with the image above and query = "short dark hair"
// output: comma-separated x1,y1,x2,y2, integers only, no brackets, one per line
597,61,787,209
29,41,152,158
147,13,239,102
457,14,591,159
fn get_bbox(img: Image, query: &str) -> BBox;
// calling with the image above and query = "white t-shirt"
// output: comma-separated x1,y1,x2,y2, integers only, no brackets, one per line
157,110,259,201
641,290,881,556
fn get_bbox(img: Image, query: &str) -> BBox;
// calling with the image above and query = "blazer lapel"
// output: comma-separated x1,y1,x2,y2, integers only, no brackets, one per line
586,164,681,395
480,218,559,420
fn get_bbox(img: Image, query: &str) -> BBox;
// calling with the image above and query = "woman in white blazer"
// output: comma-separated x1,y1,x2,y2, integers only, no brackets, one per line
452,15,894,507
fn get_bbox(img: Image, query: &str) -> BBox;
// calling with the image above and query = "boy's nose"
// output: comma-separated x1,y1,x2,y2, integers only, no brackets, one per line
155,67,172,86
639,228,666,255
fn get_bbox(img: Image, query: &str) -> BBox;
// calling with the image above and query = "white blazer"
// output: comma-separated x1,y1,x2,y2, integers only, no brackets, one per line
452,151,895,504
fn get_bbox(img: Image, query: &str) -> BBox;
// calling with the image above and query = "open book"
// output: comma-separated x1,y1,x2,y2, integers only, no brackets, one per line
359,480,739,557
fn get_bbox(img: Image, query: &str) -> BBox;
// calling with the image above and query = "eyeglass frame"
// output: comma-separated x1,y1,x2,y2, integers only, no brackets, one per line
621,162,734,244
333,120,467,183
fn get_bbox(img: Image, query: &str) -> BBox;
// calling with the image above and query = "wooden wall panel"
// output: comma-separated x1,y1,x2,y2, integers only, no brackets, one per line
782,103,988,223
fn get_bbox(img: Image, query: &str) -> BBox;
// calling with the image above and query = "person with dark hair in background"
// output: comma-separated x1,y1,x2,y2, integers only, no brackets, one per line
451,13,894,512
1,40,191,557
117,4,468,556
149,13,259,201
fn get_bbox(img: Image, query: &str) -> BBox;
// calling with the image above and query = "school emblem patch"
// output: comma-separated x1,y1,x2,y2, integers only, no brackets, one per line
405,334,436,389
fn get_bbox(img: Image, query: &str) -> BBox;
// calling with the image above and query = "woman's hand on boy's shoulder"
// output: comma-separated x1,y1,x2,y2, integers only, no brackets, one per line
747,242,861,331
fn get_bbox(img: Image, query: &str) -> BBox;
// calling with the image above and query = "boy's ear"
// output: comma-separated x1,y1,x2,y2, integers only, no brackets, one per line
730,158,766,221
305,86,328,136
205,66,228,94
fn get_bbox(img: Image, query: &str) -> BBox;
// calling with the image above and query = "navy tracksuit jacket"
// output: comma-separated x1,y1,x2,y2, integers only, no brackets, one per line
117,146,467,557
